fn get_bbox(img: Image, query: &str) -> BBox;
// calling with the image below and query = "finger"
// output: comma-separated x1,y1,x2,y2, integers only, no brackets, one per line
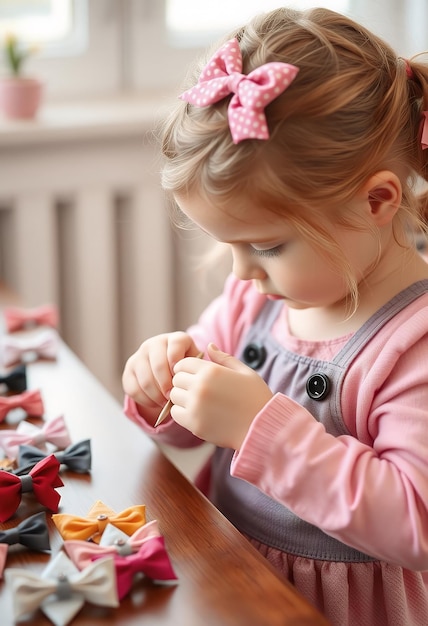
207,343,250,372
123,374,163,409
166,332,200,369
147,349,174,397
174,354,206,375
171,371,194,392
169,386,188,409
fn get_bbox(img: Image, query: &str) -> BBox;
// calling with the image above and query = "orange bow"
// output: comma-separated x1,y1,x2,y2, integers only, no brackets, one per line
52,500,146,544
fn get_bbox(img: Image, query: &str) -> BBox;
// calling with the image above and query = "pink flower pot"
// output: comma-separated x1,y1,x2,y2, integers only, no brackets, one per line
0,77,43,120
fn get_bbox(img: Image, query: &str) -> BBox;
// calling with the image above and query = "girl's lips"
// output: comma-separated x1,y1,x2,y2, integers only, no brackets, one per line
266,294,284,300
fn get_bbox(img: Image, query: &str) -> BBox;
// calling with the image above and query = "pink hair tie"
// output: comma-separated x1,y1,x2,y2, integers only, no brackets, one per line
180,38,299,144
402,59,428,150
421,111,428,150
404,58,414,79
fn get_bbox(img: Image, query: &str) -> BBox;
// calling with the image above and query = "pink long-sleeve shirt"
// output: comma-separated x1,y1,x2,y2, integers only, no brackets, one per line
125,274,428,625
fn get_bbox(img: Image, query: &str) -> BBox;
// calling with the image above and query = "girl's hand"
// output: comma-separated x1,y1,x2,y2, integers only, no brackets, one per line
170,343,273,450
122,332,202,423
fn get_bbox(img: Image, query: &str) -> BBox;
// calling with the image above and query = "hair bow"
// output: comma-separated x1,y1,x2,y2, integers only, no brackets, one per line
0,511,50,577
4,304,59,333
0,414,72,459
0,454,63,522
180,38,299,144
93,535,178,600
0,389,44,423
17,439,92,474
5,550,119,626
64,520,162,570
0,328,59,367
52,500,147,544
0,364,27,394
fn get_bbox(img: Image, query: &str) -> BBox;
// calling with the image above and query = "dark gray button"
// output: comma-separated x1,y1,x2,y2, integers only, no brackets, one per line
242,343,267,369
306,373,330,400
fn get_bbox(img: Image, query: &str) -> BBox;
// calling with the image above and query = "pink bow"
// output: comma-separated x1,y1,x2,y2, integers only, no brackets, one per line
0,389,44,422
64,520,162,570
0,329,59,367
92,535,178,600
4,305,59,333
0,415,71,459
180,38,299,144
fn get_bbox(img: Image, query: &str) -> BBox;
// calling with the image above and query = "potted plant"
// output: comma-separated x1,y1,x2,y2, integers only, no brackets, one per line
0,33,42,120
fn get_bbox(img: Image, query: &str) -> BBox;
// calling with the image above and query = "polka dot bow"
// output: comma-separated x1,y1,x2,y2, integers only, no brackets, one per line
180,38,299,144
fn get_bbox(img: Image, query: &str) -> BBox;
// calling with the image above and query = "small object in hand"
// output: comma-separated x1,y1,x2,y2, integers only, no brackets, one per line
154,352,204,427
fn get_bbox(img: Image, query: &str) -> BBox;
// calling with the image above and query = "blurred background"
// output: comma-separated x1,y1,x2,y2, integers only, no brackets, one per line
0,0,426,403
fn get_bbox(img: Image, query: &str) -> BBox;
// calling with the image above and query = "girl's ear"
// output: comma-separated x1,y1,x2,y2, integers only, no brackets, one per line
361,170,402,226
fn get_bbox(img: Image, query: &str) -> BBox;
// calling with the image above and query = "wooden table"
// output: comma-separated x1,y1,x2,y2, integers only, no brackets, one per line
0,300,329,625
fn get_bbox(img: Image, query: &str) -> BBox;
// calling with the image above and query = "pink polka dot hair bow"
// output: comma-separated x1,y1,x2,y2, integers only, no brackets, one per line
180,38,299,144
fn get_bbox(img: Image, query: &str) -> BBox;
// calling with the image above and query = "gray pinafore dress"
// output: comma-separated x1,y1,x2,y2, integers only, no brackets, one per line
209,281,428,562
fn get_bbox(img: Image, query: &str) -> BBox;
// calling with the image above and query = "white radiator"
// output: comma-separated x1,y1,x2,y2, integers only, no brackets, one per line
0,97,229,399
0,99,179,398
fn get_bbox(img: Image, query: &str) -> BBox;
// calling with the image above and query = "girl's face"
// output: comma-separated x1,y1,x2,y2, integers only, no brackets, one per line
175,193,383,310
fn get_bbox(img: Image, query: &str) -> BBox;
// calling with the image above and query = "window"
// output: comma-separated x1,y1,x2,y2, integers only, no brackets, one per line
0,1,425,100
0,0,88,57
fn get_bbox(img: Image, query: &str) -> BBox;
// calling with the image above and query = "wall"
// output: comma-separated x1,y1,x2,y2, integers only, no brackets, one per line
0,94,230,399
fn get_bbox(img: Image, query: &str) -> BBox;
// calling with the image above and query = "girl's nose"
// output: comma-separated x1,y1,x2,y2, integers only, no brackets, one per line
231,246,267,281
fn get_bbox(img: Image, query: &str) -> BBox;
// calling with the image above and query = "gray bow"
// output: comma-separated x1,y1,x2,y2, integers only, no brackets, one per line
0,511,50,552
17,439,92,474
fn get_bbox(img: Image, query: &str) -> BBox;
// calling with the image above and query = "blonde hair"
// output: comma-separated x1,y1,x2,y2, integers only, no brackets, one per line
160,7,428,307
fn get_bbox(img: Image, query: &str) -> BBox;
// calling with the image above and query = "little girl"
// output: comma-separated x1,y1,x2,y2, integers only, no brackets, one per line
122,7,428,625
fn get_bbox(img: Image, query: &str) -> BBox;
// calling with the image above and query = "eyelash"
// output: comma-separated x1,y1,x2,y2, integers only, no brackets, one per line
252,245,284,258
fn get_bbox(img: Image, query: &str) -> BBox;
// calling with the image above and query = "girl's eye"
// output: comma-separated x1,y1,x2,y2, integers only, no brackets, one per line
252,245,284,258
415,235,428,253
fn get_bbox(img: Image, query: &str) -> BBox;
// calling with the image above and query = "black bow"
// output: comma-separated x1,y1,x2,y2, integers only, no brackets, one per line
17,439,92,474
0,511,50,551
0,364,27,394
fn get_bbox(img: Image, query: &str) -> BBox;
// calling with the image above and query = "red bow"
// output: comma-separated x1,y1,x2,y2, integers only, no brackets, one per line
4,305,59,333
93,535,177,600
0,454,63,522
0,389,44,422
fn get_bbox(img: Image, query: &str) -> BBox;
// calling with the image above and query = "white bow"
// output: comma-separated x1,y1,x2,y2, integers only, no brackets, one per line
0,328,59,367
0,414,71,459
5,551,119,625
